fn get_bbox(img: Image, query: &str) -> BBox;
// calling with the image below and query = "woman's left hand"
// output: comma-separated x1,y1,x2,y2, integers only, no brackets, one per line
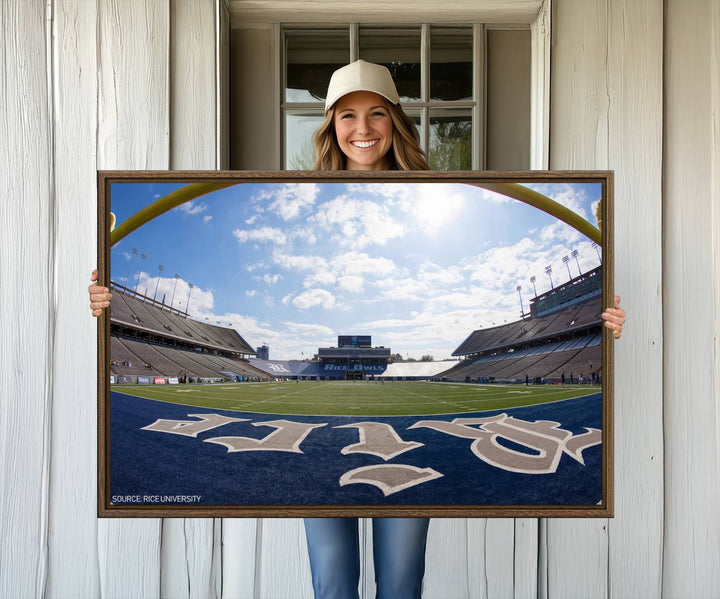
602,295,625,339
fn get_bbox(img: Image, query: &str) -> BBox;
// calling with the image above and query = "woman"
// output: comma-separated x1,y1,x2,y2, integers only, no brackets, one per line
89,60,626,598
302,60,433,599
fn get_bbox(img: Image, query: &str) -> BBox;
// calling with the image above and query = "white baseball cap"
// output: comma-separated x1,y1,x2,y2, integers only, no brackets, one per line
324,60,400,112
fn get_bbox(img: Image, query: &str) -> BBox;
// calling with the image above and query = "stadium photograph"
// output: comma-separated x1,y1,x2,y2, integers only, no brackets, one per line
100,173,611,515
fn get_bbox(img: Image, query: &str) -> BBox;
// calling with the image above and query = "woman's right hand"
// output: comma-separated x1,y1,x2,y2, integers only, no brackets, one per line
89,269,112,317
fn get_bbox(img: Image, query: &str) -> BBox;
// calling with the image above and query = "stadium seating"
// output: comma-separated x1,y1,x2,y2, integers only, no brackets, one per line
110,286,264,382
110,285,255,354
453,296,602,359
441,332,601,383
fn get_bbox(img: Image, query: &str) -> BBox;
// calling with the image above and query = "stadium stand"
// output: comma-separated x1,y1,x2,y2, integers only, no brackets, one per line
109,284,263,383
442,266,604,384
111,283,255,355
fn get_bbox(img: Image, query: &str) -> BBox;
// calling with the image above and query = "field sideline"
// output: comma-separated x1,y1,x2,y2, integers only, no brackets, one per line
111,380,600,416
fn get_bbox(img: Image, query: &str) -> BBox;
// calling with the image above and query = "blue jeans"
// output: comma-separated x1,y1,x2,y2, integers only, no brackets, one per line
304,517,430,599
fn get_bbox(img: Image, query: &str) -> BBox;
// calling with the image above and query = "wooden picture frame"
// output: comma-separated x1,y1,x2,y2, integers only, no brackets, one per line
97,170,614,518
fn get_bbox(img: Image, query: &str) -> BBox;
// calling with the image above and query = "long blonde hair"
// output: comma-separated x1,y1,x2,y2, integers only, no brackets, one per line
312,100,430,171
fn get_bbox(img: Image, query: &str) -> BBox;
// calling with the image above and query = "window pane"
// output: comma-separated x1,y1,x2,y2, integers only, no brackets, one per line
429,109,472,170
430,27,473,101
285,112,324,169
402,109,423,148
486,29,530,169
286,30,349,103
359,27,421,102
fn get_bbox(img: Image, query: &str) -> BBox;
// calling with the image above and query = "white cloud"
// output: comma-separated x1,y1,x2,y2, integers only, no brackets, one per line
304,271,336,288
245,289,257,297
259,274,282,286
254,183,320,221
246,262,269,273
346,182,407,196
284,322,335,338
591,199,601,228
427,286,513,312
374,277,428,302
273,252,327,271
203,215,213,224
338,275,364,293
134,273,215,314
292,288,336,310
177,201,208,216
551,185,590,219
540,221,583,245
418,262,464,285
311,195,404,248
234,227,287,245
466,237,541,288
331,251,396,277
292,228,318,245
408,184,466,233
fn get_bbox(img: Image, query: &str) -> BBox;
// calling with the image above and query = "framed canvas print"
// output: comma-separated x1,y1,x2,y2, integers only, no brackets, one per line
97,170,614,518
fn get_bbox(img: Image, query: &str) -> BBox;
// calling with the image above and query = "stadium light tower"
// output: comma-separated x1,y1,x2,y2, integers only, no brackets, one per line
153,264,165,302
591,241,601,263
545,265,554,289
134,253,147,294
185,282,194,318
562,255,572,281
516,285,525,317
530,275,537,297
170,274,180,310
571,249,582,275
125,247,139,288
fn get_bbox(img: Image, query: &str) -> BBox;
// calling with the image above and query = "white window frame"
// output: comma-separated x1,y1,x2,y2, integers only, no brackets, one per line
281,23,489,170
229,1,551,171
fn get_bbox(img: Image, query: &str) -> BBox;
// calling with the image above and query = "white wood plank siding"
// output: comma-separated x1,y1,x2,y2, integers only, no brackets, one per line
170,0,218,170
0,1,53,598
256,518,314,598
548,3,610,596
549,1,664,597
663,1,720,596
483,519,516,598
97,0,169,170
513,518,539,599
162,2,222,598
47,1,101,597
96,1,169,596
424,519,471,599
221,518,259,598
604,2,664,597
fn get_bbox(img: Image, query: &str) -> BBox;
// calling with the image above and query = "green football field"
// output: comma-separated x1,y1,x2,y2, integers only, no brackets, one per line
111,380,600,416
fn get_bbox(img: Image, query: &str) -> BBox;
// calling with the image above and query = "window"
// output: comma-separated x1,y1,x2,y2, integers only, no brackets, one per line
229,23,530,171
283,25,479,170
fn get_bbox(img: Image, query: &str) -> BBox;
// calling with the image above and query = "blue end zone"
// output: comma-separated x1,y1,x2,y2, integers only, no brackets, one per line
109,391,603,507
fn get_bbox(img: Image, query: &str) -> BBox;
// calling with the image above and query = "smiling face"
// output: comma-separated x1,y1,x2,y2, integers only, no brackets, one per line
333,91,394,171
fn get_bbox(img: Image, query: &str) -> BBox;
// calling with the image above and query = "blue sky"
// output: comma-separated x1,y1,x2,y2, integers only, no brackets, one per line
110,181,603,360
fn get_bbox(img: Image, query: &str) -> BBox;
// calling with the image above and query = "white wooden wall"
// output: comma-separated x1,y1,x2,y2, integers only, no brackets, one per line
1,0,718,597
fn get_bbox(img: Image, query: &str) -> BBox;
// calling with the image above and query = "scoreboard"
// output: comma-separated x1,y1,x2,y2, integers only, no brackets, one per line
338,335,371,348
